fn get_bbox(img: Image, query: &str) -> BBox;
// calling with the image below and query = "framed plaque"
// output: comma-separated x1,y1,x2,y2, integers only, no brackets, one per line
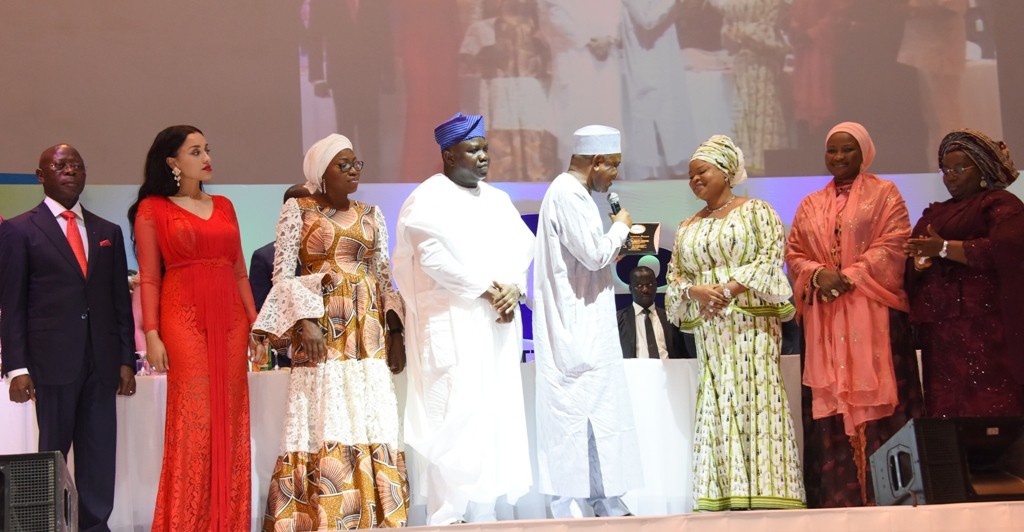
620,223,660,255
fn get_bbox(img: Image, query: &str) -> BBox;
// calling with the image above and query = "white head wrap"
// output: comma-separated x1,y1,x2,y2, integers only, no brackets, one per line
574,125,621,155
302,134,353,193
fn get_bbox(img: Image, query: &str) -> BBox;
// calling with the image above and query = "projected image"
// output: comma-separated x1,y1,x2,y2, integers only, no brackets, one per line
296,0,1007,182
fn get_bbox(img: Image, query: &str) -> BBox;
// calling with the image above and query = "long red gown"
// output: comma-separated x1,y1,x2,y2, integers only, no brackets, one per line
135,195,257,531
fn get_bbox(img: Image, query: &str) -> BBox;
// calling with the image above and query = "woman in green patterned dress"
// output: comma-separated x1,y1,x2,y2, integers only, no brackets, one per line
666,135,805,511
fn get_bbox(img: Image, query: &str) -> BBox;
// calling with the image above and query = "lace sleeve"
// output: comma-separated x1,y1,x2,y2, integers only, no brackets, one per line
251,199,328,338
372,206,405,328
134,198,164,333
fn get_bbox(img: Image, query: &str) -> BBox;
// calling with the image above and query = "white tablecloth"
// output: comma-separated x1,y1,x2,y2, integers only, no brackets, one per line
0,356,802,531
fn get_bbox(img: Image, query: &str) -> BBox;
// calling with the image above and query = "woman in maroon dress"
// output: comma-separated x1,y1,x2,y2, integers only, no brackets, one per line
904,128,1024,418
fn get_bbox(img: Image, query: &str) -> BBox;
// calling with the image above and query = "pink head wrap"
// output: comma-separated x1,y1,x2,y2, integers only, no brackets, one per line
826,122,876,173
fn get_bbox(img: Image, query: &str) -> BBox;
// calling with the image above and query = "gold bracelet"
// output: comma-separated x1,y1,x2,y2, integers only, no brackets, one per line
811,267,824,289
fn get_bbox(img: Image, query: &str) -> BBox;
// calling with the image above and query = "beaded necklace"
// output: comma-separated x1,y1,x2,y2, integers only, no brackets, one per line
705,194,736,215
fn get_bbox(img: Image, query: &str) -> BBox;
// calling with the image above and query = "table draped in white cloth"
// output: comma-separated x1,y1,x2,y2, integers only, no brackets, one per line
0,358,803,530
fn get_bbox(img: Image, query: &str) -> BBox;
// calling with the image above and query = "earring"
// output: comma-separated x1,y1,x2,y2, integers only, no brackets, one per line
172,167,182,187
980,179,988,188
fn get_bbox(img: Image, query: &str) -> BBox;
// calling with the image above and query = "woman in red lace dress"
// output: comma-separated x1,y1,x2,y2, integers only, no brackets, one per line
128,125,259,531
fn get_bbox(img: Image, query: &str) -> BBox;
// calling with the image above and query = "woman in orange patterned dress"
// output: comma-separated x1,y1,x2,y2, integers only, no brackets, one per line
128,125,260,531
252,134,409,530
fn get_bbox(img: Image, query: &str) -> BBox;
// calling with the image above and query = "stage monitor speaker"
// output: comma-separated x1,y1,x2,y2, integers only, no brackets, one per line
0,451,77,532
870,417,1024,506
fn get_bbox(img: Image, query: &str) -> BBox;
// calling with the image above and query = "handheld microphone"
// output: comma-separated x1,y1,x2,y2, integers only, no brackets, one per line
607,192,622,215
607,193,631,248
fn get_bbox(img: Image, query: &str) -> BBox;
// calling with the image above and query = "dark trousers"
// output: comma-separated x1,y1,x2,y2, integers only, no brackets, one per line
34,342,117,532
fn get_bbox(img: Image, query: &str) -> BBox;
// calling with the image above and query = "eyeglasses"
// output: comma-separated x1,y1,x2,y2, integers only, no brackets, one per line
48,161,85,172
336,161,364,172
939,164,976,177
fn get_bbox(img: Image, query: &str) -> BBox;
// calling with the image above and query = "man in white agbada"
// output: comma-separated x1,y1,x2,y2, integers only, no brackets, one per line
393,113,535,525
533,125,643,518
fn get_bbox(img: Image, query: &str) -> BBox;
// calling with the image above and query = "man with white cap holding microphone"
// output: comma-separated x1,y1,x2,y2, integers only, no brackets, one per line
532,125,643,518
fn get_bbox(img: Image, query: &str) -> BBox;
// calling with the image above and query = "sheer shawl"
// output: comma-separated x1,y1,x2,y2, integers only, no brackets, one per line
786,173,911,435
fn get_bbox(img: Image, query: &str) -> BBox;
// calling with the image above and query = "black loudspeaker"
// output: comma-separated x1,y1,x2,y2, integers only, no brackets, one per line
870,417,1024,506
0,451,77,531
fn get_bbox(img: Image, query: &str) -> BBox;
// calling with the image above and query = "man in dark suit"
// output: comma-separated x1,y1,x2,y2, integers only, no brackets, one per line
617,265,694,359
249,183,311,368
0,144,136,532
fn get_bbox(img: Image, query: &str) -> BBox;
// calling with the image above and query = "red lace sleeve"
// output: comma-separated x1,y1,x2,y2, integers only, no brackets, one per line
134,198,163,333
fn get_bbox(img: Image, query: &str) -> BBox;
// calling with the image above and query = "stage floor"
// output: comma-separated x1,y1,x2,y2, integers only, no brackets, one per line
407,500,1024,531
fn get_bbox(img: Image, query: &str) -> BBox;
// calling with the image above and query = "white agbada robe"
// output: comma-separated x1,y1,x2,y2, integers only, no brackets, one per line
532,173,644,497
620,0,696,179
392,174,535,518
539,0,623,162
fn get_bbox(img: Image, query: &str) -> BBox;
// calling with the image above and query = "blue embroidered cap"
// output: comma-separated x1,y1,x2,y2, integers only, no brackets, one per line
434,113,486,151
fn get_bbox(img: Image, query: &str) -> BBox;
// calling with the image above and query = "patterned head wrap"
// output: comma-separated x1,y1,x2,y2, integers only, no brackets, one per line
826,121,875,173
434,112,486,151
302,134,353,194
690,134,747,186
938,128,1019,190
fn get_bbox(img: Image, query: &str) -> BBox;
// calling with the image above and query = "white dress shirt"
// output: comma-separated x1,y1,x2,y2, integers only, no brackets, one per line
44,195,89,261
633,302,668,359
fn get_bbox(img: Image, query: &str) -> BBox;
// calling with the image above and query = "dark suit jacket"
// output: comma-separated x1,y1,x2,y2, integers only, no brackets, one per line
249,241,305,313
249,241,276,313
249,241,303,367
0,203,135,386
617,305,692,359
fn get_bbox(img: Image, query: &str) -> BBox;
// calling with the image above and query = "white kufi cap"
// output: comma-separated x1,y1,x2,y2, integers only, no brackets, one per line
573,125,621,155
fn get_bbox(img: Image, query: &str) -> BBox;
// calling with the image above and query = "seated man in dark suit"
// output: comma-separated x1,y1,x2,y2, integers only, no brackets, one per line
617,265,694,359
249,183,311,368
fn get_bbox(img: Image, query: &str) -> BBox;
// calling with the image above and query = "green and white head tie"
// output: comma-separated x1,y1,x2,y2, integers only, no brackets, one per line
690,134,747,186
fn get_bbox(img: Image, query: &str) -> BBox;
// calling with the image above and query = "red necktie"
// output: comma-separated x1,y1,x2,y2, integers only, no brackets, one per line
61,210,88,276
